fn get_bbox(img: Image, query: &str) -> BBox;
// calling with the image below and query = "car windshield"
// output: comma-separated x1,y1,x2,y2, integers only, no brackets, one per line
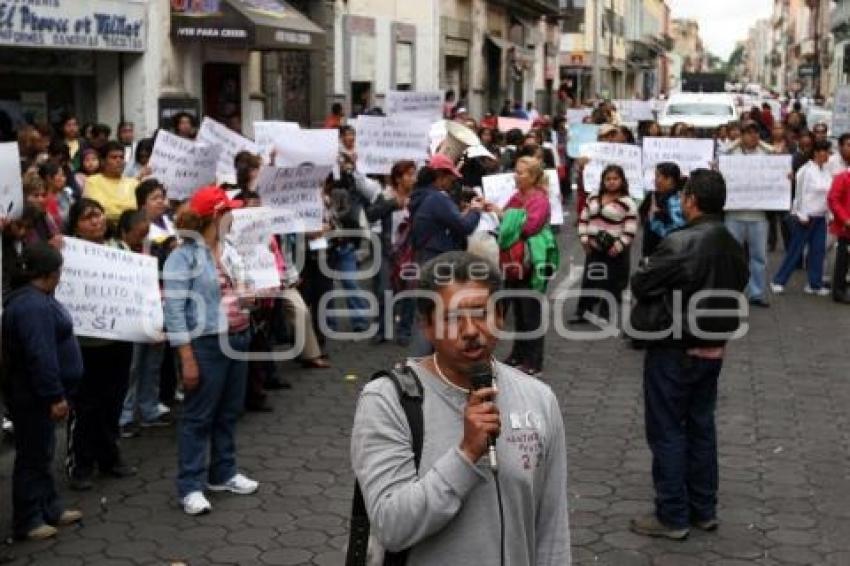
666,103,733,117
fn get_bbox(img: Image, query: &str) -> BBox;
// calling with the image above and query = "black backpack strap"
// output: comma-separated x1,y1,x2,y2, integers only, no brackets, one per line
346,364,424,566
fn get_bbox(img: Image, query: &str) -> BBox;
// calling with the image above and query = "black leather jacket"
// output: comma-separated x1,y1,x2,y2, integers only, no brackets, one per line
630,215,749,349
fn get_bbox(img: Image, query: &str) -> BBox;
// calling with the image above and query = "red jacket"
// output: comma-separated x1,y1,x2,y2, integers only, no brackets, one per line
828,170,850,238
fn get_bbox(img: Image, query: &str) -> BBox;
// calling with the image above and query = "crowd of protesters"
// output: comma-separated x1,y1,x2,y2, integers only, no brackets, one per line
1,89,849,546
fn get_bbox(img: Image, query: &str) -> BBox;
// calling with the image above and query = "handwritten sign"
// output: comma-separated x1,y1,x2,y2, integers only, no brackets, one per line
566,108,592,124
497,117,533,134
228,207,303,291
720,155,792,211
255,165,332,232
355,116,432,175
385,91,443,121
197,117,259,183
567,124,600,158
149,131,220,200
55,237,163,342
254,121,299,161
833,85,850,137
265,128,338,168
546,169,564,225
581,142,645,199
614,100,655,123
0,142,23,219
641,137,715,189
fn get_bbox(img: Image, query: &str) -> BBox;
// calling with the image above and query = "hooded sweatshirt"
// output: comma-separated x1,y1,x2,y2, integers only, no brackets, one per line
351,360,570,565
2,284,83,407
409,186,481,264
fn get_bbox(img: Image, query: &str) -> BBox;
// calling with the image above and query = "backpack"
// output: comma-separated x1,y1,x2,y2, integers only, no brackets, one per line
346,364,424,566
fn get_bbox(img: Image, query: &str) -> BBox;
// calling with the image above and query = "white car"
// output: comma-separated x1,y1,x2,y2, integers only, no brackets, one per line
659,93,739,132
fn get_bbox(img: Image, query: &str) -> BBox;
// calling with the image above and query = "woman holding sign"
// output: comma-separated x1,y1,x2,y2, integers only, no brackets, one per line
163,186,258,516
65,199,137,491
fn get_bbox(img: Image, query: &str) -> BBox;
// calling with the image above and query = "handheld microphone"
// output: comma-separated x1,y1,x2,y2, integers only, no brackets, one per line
470,362,498,473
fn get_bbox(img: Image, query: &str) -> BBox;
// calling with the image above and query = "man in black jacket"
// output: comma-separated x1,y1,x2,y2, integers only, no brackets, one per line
628,169,749,540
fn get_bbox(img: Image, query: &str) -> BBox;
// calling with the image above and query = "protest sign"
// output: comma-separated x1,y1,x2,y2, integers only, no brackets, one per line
566,108,592,124
641,137,715,188
546,169,564,225
614,100,655,123
0,142,23,219
581,142,645,199
429,121,448,155
720,155,792,211
385,90,443,121
228,207,302,291
497,117,533,134
254,121,300,161
255,164,332,232
567,124,600,158
355,116,431,175
265,128,338,168
833,86,850,137
55,237,163,342
149,131,220,200
197,117,259,182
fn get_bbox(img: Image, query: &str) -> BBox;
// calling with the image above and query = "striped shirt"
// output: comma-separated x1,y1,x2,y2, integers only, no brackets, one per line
579,194,639,250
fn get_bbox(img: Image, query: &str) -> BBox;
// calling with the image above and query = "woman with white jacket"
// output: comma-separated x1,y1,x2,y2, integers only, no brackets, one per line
771,139,833,295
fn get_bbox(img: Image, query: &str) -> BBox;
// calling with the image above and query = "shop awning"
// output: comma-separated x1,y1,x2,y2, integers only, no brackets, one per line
171,0,324,51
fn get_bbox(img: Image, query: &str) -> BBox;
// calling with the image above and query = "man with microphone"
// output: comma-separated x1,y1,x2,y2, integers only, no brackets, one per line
350,251,570,565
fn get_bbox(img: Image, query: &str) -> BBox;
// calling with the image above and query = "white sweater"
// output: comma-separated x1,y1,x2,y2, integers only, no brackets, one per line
793,160,832,221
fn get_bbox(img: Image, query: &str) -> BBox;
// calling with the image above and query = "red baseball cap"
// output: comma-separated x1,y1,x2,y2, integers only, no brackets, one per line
428,154,462,179
189,186,244,217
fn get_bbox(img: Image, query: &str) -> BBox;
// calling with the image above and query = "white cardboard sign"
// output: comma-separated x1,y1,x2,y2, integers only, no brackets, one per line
197,117,259,183
0,142,23,219
55,237,163,343
355,116,432,175
581,142,645,199
255,165,332,232
641,137,715,189
720,155,793,211
385,91,443,121
149,131,220,200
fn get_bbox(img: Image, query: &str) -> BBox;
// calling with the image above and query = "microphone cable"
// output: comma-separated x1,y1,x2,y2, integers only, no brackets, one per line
493,468,506,566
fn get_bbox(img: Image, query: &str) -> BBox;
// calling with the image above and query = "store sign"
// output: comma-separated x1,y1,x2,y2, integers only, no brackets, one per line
171,0,251,45
0,0,146,52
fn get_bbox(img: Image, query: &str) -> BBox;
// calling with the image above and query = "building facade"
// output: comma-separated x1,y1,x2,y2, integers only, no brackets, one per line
670,19,708,75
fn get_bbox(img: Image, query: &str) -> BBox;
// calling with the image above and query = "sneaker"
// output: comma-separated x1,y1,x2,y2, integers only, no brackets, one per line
157,403,171,415
803,285,830,296
57,509,83,526
26,524,58,540
692,517,719,531
208,473,259,495
174,390,185,403
181,491,212,515
629,513,689,540
140,413,173,428
1,416,13,435
769,283,785,294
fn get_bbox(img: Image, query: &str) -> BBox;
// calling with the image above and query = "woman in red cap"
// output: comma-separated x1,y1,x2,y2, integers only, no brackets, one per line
162,186,258,516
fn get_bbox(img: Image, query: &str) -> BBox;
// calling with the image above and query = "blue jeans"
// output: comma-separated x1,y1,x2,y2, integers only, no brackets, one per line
644,348,723,529
177,331,250,498
329,242,369,331
725,217,768,301
773,216,827,289
120,342,165,426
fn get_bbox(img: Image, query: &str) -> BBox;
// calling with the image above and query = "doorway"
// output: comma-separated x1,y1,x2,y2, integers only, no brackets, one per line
202,63,241,126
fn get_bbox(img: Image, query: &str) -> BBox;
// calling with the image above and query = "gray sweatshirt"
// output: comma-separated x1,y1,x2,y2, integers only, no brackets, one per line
350,360,571,565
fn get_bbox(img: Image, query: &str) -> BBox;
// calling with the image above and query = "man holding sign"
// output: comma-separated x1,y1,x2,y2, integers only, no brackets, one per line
721,121,783,307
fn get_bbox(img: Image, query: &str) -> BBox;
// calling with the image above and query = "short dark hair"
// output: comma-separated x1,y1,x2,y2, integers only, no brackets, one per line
117,209,148,238
683,169,726,215
812,139,832,153
38,161,63,181
100,140,125,159
117,121,134,132
91,123,111,138
135,178,165,208
339,125,355,137
19,241,63,281
656,162,682,186
135,137,155,164
67,198,105,236
417,251,502,321
838,133,850,147
331,102,343,115
171,112,195,131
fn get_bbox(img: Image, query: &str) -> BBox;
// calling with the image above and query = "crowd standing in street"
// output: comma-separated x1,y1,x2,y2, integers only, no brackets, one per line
0,88,847,564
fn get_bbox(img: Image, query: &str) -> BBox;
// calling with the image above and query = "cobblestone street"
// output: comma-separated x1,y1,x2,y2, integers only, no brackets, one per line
2,240,850,565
